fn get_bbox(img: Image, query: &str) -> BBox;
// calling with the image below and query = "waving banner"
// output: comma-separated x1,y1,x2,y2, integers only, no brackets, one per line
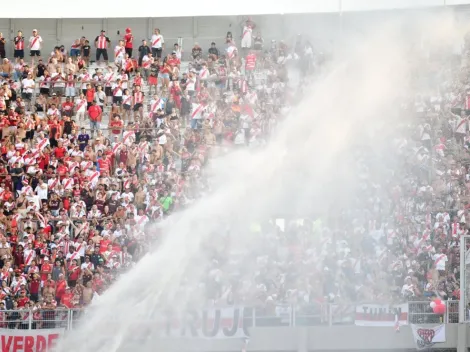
411,324,446,350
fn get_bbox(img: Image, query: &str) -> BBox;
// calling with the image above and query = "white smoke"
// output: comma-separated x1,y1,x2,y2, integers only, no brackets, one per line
58,11,464,352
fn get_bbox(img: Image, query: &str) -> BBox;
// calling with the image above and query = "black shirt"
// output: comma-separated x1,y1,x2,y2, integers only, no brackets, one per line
138,45,151,58
149,63,159,77
82,45,91,56
208,47,219,56
10,167,23,184
37,63,46,78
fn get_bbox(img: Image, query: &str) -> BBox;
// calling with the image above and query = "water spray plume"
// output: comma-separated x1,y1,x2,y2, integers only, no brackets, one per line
58,11,462,352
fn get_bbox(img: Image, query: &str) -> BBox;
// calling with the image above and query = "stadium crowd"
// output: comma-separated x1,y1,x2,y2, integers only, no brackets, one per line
0,17,468,328
0,20,320,326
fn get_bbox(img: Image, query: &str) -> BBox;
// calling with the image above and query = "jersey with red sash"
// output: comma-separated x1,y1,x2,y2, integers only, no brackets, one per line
134,91,143,104
97,35,108,49
15,37,24,50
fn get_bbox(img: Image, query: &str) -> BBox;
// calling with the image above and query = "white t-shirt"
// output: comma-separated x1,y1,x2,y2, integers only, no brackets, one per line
114,46,125,61
22,78,35,93
75,98,87,112
111,83,123,97
151,34,164,49
433,253,448,271
53,73,66,87
29,35,43,50
117,74,128,89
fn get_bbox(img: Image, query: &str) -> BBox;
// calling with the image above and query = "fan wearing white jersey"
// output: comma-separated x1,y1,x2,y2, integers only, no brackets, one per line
29,29,43,66
114,40,126,68
151,28,164,58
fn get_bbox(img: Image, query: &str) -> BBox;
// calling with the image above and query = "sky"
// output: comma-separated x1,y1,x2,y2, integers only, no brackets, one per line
2,0,469,18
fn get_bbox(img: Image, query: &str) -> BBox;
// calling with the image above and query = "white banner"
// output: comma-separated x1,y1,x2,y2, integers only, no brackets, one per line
123,306,248,339
0,328,63,351
355,303,408,326
411,324,446,350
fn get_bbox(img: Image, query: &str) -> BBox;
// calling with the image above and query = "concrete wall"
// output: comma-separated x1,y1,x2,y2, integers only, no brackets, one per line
2,8,467,62
147,325,466,351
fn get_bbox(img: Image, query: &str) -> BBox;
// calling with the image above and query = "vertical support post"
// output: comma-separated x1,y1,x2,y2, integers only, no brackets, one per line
459,235,467,324
457,235,468,352
147,18,151,41
252,307,256,328
328,304,333,327
291,304,295,327
193,17,199,45
28,309,32,330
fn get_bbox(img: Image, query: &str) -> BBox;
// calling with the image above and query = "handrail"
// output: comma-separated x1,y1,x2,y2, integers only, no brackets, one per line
0,301,460,330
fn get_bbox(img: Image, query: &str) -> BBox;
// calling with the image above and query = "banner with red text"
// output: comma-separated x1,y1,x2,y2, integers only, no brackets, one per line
355,303,408,326
0,328,63,351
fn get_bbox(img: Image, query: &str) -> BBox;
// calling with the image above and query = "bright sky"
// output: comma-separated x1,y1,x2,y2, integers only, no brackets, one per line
4,0,469,18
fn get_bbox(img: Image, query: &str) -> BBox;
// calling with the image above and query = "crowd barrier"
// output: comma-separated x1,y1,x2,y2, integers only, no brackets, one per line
0,301,461,331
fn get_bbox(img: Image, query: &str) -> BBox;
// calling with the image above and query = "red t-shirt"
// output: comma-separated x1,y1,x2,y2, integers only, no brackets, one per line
54,147,66,159
110,120,123,134
68,265,81,281
86,88,95,103
62,102,74,112
88,105,102,121
124,33,133,49
30,279,40,294
41,263,52,282
167,58,180,67
61,292,74,308
17,296,29,307
97,158,109,172
99,240,111,253
56,280,66,299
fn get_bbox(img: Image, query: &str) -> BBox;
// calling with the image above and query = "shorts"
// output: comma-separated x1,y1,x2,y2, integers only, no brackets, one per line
148,76,158,85
66,87,76,97
30,50,41,57
96,48,108,61
159,73,169,80
26,130,34,140
14,50,24,58
70,48,80,57
105,87,112,97
152,47,163,58
133,103,142,111
113,96,122,105
123,104,131,111
125,48,132,57
39,87,50,96
22,92,32,101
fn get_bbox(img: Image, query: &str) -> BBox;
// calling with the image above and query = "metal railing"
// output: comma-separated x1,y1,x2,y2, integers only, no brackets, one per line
0,301,461,331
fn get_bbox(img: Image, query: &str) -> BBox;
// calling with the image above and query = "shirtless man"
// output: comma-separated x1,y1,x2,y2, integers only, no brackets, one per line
0,59,12,78
82,281,93,305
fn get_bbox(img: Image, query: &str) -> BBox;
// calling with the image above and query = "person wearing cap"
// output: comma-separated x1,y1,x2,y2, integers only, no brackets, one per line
123,27,134,58
95,30,111,65
28,29,43,66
